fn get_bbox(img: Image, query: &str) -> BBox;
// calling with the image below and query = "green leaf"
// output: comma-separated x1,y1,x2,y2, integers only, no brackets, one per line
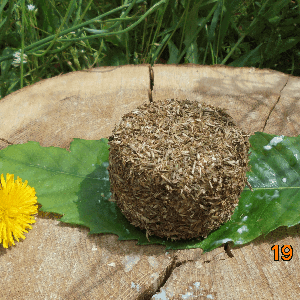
190,132,300,253
0,138,177,246
98,47,128,66
185,41,199,64
0,132,299,252
228,43,263,67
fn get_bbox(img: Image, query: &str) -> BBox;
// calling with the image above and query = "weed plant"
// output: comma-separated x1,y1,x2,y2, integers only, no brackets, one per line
0,0,299,100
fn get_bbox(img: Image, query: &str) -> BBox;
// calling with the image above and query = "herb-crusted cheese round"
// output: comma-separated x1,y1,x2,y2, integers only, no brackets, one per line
108,99,251,241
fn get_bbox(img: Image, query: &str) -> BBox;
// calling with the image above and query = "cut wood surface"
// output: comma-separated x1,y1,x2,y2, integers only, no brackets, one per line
0,64,299,299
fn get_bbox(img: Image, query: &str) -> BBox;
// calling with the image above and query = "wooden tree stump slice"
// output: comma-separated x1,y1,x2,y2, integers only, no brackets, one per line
0,64,299,299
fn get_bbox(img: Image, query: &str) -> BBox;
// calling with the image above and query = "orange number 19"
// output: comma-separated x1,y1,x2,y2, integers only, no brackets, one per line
271,245,293,261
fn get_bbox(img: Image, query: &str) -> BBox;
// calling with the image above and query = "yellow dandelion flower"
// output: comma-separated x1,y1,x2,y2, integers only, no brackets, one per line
0,173,38,248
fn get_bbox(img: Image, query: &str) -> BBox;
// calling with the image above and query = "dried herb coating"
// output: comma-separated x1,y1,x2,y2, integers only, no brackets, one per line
108,99,251,241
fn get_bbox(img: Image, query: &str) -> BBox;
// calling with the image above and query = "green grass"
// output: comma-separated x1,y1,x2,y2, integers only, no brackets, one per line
0,0,299,100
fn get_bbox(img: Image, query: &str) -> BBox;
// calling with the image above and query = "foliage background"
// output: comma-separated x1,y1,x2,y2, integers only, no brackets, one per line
0,0,300,100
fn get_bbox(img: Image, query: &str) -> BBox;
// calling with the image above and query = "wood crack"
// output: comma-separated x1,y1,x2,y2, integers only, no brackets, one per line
262,76,289,132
